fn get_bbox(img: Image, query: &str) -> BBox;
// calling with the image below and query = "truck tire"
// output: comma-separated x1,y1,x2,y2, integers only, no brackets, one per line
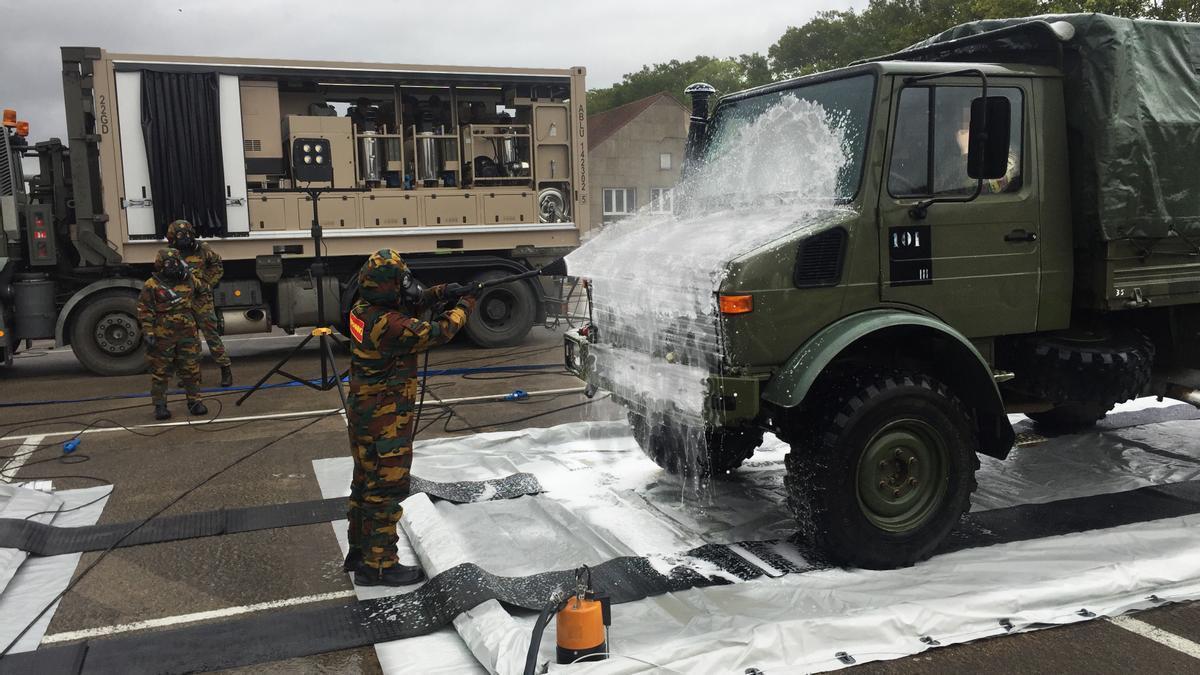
1006,327,1154,432
784,370,979,569
463,270,536,348
70,292,147,377
628,412,763,478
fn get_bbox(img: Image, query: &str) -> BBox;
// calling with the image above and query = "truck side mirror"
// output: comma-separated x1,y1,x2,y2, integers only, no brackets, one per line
967,96,1010,180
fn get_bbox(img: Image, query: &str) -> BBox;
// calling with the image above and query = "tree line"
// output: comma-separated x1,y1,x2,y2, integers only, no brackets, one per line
587,1,1199,114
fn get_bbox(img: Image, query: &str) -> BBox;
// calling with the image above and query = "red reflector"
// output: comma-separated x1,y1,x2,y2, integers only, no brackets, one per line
35,230,47,239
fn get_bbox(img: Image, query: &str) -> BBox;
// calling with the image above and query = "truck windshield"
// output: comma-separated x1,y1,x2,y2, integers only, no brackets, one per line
703,73,875,202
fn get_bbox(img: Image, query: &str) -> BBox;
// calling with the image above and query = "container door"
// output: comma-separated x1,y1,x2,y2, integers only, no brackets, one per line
218,75,250,234
878,78,1040,337
115,71,156,238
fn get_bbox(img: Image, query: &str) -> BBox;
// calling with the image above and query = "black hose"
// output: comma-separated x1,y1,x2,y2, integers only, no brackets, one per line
524,597,568,675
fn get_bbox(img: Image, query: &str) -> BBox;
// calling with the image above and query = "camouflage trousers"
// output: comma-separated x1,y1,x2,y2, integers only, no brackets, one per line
194,294,230,367
346,380,419,569
148,332,202,405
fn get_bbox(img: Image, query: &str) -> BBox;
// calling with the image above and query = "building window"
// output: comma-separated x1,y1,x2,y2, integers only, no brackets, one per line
602,188,636,216
659,153,672,170
650,188,673,213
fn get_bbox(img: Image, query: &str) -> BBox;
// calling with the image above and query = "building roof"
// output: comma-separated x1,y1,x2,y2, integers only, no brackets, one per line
587,92,687,150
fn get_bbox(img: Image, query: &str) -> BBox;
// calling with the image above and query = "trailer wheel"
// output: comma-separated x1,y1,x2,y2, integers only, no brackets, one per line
463,270,536,348
628,412,762,478
70,292,147,377
784,369,978,569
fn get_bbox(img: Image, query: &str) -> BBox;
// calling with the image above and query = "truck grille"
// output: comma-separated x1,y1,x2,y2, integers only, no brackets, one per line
243,139,263,153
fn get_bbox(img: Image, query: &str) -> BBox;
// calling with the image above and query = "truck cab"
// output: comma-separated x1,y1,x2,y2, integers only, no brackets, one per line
566,15,1200,569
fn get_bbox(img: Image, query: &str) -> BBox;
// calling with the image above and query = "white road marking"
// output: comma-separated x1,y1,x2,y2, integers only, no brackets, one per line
2,435,45,483
39,590,357,644
0,387,586,443
1108,615,1200,659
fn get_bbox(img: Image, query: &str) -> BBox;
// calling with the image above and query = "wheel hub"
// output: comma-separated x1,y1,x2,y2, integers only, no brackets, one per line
856,420,949,533
480,289,515,326
94,312,140,356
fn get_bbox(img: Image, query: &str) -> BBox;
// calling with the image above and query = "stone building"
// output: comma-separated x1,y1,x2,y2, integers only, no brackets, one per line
587,92,689,226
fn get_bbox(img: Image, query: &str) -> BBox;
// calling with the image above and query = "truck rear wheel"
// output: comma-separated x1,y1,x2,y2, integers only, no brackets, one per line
70,292,147,377
463,270,536,348
1005,327,1154,432
784,370,978,569
628,412,763,478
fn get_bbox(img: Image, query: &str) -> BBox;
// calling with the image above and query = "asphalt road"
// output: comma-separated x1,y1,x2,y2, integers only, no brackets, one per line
2,327,1199,673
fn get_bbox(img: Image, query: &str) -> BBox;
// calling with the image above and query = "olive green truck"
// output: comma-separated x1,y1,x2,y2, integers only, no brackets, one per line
565,14,1200,569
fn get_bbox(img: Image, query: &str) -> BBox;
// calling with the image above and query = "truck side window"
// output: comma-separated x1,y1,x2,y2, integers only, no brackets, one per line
889,85,1023,198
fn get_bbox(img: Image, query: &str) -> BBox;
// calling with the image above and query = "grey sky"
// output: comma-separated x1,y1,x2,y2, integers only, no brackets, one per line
1,0,848,140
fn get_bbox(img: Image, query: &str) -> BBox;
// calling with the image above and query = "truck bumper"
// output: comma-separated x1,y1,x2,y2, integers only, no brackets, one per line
563,328,762,426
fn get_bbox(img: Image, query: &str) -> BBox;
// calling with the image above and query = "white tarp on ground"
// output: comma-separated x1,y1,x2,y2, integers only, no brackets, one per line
0,485,112,653
312,398,1200,674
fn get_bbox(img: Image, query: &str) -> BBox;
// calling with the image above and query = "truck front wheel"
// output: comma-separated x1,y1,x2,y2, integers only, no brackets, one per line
70,292,147,377
785,370,979,569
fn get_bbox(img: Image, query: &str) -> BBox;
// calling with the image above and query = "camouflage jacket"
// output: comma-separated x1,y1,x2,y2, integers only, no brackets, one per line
348,292,475,395
137,275,199,338
182,243,223,296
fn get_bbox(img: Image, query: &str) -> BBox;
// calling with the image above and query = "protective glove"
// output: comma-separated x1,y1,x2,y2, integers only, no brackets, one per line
444,282,483,300
456,295,478,312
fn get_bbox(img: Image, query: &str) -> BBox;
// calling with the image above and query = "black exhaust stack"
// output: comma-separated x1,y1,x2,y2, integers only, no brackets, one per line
682,82,716,176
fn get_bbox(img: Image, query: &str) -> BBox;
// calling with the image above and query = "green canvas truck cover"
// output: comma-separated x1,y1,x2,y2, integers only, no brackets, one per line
889,14,1200,245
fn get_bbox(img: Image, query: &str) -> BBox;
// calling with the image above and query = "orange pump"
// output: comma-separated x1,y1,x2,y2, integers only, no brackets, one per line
555,594,608,664
524,567,612,674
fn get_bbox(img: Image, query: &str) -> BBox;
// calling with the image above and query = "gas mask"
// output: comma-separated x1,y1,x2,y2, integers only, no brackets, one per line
160,255,189,282
174,232,197,253
399,267,425,307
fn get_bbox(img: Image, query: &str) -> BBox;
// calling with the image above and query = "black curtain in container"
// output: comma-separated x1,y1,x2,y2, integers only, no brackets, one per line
140,70,227,237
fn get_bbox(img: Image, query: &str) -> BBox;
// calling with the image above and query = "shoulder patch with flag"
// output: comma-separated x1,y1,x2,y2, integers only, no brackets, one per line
349,311,365,343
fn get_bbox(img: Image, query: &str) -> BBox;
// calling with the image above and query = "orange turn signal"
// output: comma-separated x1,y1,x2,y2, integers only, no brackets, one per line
1,109,15,127
15,121,29,137
0,329,5,338
718,294,753,315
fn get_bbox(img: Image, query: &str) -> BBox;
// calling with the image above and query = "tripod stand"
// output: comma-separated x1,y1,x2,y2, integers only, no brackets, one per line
237,186,347,408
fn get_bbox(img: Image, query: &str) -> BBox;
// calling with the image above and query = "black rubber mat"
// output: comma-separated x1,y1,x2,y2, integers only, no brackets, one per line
5,478,1200,674
0,473,541,557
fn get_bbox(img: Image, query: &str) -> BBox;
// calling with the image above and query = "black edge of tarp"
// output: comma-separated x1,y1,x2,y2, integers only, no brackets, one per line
6,478,1200,675
0,473,542,557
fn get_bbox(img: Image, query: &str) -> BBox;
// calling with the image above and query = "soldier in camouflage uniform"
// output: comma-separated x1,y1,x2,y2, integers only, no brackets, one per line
166,219,233,387
344,249,477,586
137,249,209,420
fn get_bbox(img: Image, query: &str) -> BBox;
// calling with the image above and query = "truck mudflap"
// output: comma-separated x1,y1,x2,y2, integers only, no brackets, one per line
563,327,763,426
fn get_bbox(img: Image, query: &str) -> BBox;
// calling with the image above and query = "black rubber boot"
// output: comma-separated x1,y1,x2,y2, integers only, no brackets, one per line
342,548,363,573
154,403,171,420
354,562,425,587
219,365,233,388
188,400,209,416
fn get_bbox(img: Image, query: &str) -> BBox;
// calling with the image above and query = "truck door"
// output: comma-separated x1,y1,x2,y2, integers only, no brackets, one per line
878,78,1040,337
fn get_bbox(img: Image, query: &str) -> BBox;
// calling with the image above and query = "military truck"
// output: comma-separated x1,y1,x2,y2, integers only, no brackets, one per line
565,14,1200,569
1,48,590,375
